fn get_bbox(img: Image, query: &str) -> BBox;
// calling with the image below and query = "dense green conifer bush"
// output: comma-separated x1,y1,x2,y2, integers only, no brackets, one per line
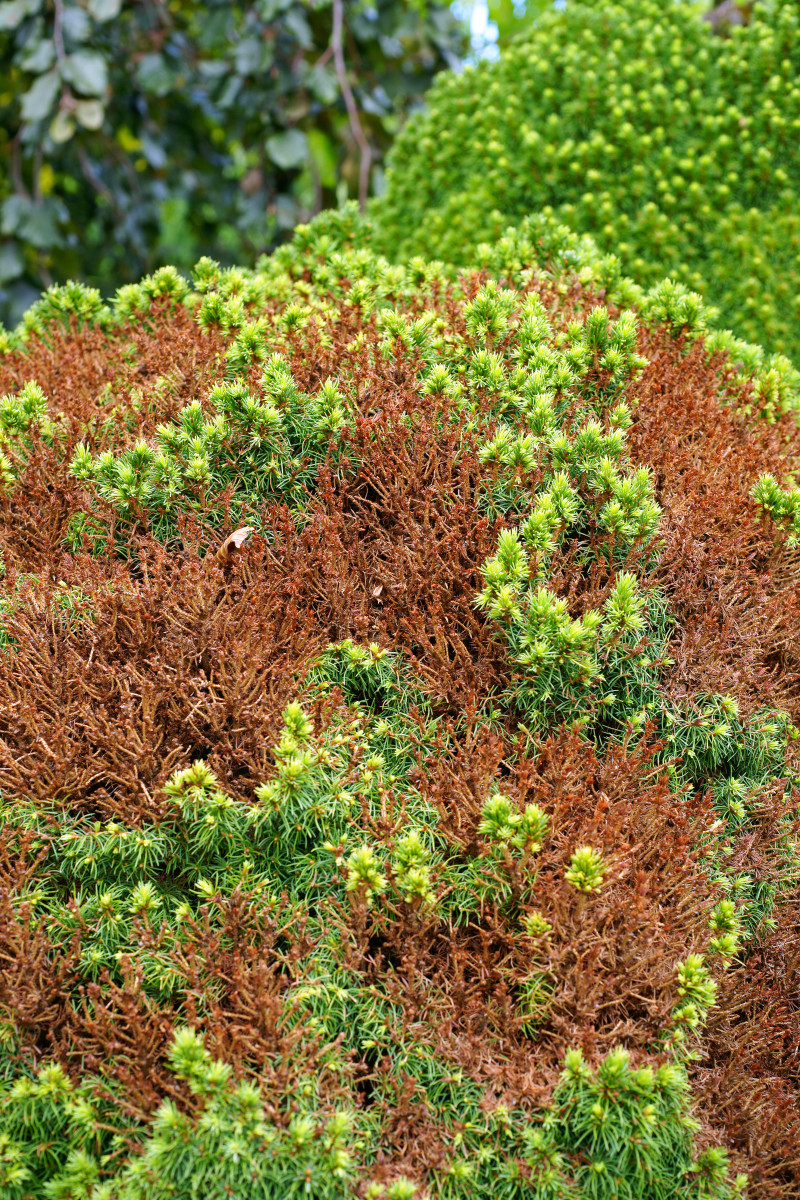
373,0,800,360
0,207,797,1196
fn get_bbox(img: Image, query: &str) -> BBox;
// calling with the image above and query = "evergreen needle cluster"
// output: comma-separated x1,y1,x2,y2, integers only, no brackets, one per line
373,0,800,362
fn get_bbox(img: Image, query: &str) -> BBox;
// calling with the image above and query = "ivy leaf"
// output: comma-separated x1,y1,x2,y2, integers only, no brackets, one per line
62,51,108,97
74,99,105,130
50,108,76,143
0,243,24,285
0,0,41,31
136,52,173,97
283,8,312,46
19,37,55,72
87,0,122,20
233,36,262,75
61,5,90,43
21,202,61,249
266,129,308,170
20,68,60,122
0,195,28,236
308,62,338,105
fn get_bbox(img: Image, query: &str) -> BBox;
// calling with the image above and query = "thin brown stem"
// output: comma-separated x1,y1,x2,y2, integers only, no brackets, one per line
78,145,122,217
53,0,67,63
331,0,372,210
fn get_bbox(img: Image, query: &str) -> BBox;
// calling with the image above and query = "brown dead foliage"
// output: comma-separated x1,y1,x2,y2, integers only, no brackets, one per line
695,894,800,1198
0,288,798,1190
380,728,717,1095
0,549,324,816
631,332,800,722
0,306,226,437
628,331,800,1195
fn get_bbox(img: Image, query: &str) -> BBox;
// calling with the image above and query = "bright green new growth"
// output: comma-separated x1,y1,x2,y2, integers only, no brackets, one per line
0,380,57,489
672,955,718,1037
564,846,606,893
68,363,352,547
449,272,794,943
479,793,549,853
475,217,800,422
374,0,800,361
0,1029,745,1200
470,299,668,738
752,471,800,546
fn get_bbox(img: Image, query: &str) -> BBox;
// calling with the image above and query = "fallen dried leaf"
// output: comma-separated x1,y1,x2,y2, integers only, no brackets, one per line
216,526,255,564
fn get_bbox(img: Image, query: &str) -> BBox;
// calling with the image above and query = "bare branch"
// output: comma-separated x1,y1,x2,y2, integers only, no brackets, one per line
331,0,372,211
78,145,122,217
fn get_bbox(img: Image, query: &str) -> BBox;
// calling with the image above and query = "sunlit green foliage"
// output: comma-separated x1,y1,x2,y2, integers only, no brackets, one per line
375,0,800,360
68,365,353,546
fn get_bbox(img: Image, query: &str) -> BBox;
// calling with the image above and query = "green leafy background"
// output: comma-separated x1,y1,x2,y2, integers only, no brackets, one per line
0,0,466,325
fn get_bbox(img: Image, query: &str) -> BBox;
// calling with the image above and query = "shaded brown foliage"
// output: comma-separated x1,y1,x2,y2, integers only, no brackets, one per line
629,331,800,1195
631,332,800,723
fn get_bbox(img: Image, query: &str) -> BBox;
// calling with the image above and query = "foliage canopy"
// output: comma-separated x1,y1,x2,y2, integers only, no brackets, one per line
0,0,465,325
374,0,800,360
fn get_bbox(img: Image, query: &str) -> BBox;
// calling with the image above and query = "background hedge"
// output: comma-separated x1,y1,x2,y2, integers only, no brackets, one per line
373,0,800,361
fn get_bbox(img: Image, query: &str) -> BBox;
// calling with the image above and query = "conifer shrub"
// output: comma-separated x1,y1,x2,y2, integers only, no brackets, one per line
373,0,800,362
0,206,798,1197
